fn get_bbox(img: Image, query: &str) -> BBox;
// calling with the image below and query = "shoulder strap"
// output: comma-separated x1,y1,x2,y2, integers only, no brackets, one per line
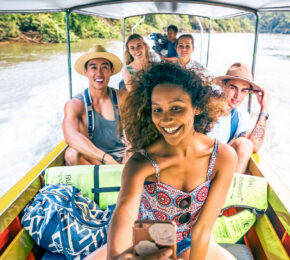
143,151,160,183
228,108,239,143
108,87,120,121
109,87,118,106
109,88,126,142
82,88,94,140
207,139,218,180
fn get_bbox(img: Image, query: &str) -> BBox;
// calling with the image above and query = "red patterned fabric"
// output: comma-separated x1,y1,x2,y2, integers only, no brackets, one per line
138,140,218,241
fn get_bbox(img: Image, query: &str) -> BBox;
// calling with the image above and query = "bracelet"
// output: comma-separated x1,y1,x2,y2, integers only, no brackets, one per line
101,153,106,164
259,112,269,120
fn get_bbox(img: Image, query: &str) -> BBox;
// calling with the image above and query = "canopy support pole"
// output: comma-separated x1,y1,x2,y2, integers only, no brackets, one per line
65,9,73,99
195,17,203,63
131,16,145,34
248,12,260,113
123,18,126,64
206,18,212,68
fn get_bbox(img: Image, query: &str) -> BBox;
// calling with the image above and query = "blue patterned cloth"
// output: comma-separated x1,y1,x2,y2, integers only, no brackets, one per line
21,184,115,259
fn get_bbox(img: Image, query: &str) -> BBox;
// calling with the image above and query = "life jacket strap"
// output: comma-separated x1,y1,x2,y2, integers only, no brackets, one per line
82,88,94,140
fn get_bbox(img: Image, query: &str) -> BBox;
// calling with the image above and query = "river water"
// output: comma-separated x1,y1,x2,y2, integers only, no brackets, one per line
0,33,289,198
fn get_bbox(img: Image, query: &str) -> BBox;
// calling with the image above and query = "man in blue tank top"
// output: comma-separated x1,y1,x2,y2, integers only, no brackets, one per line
208,63,269,173
62,45,127,165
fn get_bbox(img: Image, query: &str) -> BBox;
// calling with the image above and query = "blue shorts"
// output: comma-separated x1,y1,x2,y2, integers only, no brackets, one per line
177,234,191,256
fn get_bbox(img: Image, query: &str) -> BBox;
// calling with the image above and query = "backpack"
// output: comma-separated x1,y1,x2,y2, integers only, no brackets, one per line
21,183,115,259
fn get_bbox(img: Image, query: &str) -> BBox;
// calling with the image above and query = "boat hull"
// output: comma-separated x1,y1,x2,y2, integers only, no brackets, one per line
0,141,289,259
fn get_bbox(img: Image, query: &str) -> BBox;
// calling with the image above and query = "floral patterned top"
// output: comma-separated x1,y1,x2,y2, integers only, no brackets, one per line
177,59,215,85
138,139,218,243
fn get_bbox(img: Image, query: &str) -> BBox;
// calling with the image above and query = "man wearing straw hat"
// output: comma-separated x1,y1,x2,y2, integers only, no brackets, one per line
63,45,126,165
208,62,269,173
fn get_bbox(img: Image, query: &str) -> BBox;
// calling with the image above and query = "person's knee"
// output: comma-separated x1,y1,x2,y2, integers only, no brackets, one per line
231,137,253,157
64,147,80,166
206,240,237,260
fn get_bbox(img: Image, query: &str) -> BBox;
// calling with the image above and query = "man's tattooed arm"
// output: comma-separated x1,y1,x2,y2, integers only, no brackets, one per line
249,116,267,152
253,124,265,141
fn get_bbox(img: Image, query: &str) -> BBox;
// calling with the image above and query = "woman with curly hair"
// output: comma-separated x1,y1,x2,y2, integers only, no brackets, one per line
122,34,150,91
91,63,236,260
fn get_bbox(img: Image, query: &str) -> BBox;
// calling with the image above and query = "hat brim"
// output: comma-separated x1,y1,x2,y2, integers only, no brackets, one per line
214,75,261,92
74,52,122,76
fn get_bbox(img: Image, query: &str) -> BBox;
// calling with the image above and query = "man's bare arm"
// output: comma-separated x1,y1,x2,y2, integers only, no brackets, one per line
248,87,269,152
62,99,118,164
160,56,178,62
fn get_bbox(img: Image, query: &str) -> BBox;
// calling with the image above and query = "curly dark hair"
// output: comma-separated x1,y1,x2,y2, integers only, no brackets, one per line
121,62,226,151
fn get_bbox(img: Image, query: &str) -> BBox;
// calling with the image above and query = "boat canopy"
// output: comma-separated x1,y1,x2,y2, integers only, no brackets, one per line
1,0,290,18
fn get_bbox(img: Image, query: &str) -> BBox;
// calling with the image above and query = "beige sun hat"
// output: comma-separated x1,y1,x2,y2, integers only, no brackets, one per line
74,45,122,76
215,62,261,91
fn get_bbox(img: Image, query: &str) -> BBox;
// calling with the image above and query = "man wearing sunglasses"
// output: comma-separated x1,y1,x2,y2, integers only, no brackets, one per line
208,63,269,174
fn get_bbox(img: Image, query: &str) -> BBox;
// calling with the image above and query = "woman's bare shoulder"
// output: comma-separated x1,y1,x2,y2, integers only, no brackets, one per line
197,133,235,158
123,151,155,180
145,138,170,156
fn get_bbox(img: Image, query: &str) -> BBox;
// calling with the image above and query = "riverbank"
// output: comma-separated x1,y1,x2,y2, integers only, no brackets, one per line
0,31,45,44
0,13,255,44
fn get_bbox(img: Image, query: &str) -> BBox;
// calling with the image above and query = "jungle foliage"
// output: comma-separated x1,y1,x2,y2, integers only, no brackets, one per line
0,12,289,43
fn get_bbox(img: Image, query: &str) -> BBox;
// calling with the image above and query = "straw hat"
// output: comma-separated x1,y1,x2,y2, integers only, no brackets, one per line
74,45,122,76
215,62,261,91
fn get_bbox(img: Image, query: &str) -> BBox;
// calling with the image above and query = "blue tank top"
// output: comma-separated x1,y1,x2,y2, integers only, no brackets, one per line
167,40,178,58
75,88,126,162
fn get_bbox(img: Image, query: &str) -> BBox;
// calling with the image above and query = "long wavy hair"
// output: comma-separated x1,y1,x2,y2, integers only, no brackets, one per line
125,34,150,65
121,63,226,151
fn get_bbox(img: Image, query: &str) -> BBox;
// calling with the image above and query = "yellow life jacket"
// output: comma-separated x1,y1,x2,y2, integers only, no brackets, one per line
212,173,268,243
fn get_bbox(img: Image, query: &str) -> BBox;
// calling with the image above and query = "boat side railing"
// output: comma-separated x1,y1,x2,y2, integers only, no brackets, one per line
248,155,290,259
0,140,67,235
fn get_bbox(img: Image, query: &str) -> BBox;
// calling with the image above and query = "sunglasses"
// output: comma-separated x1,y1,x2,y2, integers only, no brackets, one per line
177,196,192,224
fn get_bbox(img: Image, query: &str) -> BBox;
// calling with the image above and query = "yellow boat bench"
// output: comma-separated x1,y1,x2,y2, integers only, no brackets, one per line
0,141,289,259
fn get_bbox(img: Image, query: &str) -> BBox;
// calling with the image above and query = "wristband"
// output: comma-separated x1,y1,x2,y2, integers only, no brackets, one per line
101,153,107,164
259,112,269,120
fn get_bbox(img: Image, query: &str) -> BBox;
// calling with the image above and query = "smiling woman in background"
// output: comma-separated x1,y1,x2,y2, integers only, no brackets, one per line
122,34,150,92
176,34,213,84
